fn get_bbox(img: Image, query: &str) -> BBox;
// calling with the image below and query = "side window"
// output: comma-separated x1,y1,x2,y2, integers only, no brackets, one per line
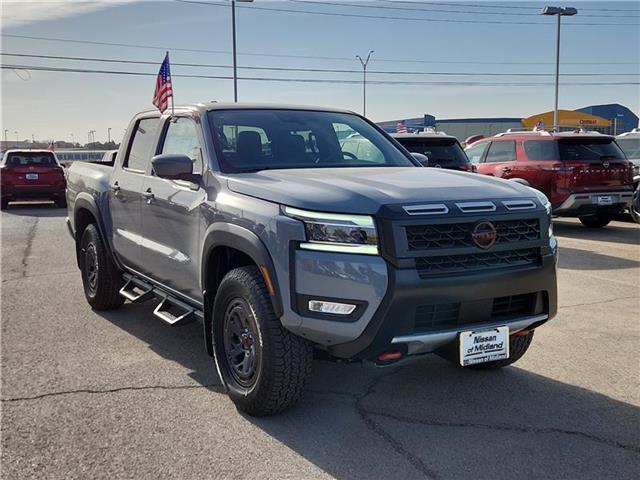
125,117,160,171
161,117,203,174
465,143,488,163
334,124,384,163
485,140,516,163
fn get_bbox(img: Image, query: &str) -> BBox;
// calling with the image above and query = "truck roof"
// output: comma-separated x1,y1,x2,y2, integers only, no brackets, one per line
391,132,458,140
137,102,357,116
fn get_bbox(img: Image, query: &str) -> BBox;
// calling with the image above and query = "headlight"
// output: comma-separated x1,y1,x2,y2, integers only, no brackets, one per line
531,190,553,238
284,206,379,255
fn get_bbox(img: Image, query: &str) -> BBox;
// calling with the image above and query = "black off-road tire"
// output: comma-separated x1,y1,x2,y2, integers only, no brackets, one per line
579,213,612,228
79,224,124,310
466,331,535,370
213,266,314,417
630,188,640,224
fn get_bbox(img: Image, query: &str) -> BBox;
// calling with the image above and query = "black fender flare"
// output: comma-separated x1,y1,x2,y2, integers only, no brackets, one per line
73,193,119,269
200,223,283,356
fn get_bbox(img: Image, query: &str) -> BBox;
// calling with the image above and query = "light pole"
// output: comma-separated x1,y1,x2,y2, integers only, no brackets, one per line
356,50,374,117
70,133,75,145
3,129,8,147
108,128,112,143
231,0,253,102
541,6,577,131
14,131,18,144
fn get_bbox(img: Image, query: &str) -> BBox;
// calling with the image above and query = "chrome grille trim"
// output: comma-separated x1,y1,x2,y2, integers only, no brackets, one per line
403,204,449,216
502,199,537,211
455,201,496,213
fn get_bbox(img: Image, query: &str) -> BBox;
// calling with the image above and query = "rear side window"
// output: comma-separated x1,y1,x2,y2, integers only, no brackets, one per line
524,140,558,160
125,117,160,171
465,142,489,163
6,152,56,166
397,138,469,167
485,141,516,163
558,139,625,161
617,138,640,159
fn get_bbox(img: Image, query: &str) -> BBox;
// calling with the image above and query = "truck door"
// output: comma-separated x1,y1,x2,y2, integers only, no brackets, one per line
483,140,517,179
109,116,160,271
465,141,490,173
140,115,207,302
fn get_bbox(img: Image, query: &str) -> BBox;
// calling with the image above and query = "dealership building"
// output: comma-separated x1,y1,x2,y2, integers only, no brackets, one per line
378,103,639,141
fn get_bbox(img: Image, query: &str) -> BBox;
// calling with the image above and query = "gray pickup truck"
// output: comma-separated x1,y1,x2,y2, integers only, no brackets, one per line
66,103,558,416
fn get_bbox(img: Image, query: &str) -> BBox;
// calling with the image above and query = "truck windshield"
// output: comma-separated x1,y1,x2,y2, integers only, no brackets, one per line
616,138,640,160
396,138,470,167
208,109,416,172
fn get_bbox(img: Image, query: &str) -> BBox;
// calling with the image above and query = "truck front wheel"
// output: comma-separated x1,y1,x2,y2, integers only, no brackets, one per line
79,224,124,310
213,266,313,416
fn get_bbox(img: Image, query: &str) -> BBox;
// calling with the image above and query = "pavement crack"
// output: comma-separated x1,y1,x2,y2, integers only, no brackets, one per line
21,217,39,278
363,410,640,455
1,383,221,402
559,295,638,310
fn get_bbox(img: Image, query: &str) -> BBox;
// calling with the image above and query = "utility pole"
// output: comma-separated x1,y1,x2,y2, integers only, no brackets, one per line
356,50,374,117
14,131,18,144
3,129,8,148
108,128,112,143
231,0,254,102
541,6,578,131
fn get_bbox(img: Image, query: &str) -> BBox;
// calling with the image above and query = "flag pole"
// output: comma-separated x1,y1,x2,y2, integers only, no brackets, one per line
167,50,174,117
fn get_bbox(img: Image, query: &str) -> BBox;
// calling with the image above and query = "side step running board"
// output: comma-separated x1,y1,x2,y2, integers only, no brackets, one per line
153,296,198,326
119,276,154,303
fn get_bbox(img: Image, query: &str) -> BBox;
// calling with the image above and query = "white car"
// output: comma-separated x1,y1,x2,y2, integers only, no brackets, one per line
616,128,640,222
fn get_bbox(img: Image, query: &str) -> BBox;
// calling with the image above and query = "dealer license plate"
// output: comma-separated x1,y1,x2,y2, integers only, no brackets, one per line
597,195,613,205
459,326,509,366
25,173,39,180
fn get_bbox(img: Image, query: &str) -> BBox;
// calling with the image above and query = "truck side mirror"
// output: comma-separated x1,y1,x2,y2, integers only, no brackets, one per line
410,152,429,167
151,154,199,183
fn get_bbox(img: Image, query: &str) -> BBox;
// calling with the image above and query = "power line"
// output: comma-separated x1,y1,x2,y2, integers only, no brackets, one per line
2,63,638,87
4,34,637,67
291,0,640,18
175,0,638,26
2,52,637,77
379,1,640,14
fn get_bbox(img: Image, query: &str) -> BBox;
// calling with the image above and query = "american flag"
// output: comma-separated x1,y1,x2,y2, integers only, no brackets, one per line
396,120,407,134
152,52,173,113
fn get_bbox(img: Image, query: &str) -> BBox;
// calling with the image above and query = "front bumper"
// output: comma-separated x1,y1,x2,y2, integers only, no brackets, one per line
325,251,557,361
554,191,633,216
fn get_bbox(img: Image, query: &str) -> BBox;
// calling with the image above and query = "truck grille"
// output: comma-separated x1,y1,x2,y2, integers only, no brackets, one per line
415,248,540,277
414,303,460,331
406,219,540,251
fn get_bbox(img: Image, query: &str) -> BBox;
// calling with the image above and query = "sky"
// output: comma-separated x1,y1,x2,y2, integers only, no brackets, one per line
1,0,639,144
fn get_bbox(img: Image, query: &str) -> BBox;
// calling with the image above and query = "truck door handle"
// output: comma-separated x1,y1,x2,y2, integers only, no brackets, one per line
142,189,154,202
111,183,120,194
502,167,512,173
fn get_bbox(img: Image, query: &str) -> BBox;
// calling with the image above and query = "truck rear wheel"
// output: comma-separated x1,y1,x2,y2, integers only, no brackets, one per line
213,266,313,416
466,331,535,370
79,224,124,310
631,188,640,224
579,213,611,228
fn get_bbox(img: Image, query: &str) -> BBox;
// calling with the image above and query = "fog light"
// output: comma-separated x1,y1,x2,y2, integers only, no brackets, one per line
308,300,356,315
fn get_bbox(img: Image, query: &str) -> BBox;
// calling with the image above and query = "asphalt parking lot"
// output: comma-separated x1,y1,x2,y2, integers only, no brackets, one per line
1,203,639,479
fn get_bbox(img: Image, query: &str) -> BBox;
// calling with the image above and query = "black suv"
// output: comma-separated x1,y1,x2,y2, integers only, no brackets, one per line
392,131,475,172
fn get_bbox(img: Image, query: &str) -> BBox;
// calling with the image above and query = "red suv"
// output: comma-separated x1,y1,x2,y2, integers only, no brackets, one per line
0,150,67,209
465,131,634,228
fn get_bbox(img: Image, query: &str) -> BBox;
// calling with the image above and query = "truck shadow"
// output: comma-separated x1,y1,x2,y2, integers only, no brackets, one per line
558,245,640,270
97,304,639,479
553,219,640,246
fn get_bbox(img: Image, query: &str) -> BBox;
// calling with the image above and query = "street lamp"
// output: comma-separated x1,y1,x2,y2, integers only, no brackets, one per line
356,50,374,117
231,0,254,102
540,6,578,131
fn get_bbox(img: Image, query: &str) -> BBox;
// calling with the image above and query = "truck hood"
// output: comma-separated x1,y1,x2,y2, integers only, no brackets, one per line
226,167,534,215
